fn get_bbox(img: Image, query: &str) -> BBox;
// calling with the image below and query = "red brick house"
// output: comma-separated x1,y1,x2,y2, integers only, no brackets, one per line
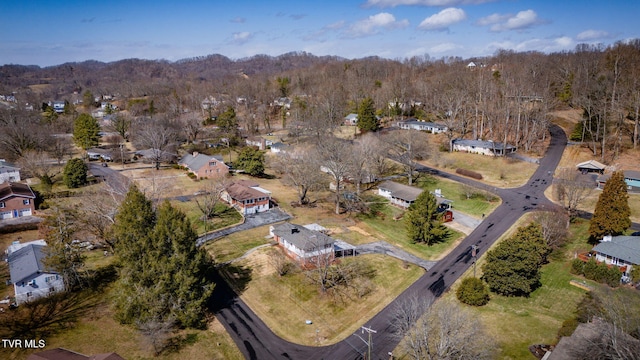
0,182,36,220
179,152,229,179
222,180,271,215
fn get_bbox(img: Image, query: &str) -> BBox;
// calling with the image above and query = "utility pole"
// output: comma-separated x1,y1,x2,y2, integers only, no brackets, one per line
361,326,377,360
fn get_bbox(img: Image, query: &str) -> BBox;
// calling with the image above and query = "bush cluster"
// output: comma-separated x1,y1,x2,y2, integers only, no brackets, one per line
456,168,483,180
571,258,621,287
456,277,490,306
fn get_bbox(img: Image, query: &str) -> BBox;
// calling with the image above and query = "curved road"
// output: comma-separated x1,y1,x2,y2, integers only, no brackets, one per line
211,124,568,360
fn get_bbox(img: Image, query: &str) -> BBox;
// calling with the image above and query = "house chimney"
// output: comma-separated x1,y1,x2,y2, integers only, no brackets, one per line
193,151,199,157
602,235,612,242
291,228,299,234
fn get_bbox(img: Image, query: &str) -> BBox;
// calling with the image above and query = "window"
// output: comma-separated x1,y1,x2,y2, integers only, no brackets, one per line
23,199,30,205
209,161,217,166
0,202,4,208
26,292,32,297
49,287,55,293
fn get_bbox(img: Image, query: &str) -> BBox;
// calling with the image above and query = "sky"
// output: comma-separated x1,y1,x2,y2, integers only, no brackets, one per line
0,0,638,67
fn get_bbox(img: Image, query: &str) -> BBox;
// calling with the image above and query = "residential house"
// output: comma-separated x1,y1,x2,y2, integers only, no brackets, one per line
0,182,36,220
272,97,292,109
50,101,65,114
344,113,358,126
0,160,21,183
378,180,423,209
378,181,454,221
26,347,124,360
222,180,271,215
179,152,229,179
591,235,640,278
596,170,640,193
452,139,516,156
7,240,65,305
270,142,290,154
270,222,335,266
576,160,606,174
397,118,448,134
245,136,272,150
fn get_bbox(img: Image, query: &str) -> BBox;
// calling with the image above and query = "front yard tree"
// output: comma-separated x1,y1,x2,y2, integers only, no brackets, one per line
63,158,88,188
386,129,430,185
405,191,447,245
271,148,323,205
73,113,100,150
41,207,86,289
392,297,495,360
357,97,379,132
112,187,214,330
554,167,593,223
589,171,631,243
217,106,240,146
235,146,265,176
316,137,353,214
482,223,549,296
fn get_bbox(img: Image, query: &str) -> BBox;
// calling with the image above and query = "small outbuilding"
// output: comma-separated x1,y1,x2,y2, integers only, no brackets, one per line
576,160,606,174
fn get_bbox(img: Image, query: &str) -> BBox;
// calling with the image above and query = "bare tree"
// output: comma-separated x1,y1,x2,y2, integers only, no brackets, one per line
131,117,179,170
554,167,594,224
316,137,353,214
17,150,57,185
392,297,494,360
532,207,569,250
194,174,231,232
385,129,430,185
47,136,74,165
79,180,130,251
271,148,324,205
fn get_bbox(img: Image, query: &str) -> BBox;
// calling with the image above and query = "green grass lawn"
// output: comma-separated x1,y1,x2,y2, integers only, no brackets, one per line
356,203,464,261
171,200,243,235
413,175,500,217
204,225,272,264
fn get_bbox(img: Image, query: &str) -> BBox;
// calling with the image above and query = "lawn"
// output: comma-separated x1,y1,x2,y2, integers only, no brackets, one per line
204,225,273,264
222,249,424,346
172,200,243,235
413,175,500,217
398,215,602,360
423,150,538,188
356,203,464,261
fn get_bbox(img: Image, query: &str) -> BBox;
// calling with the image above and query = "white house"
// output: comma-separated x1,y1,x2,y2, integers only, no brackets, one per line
592,235,640,278
270,222,335,266
7,240,65,305
0,161,21,183
378,180,423,209
344,113,358,126
397,119,448,134
452,139,516,156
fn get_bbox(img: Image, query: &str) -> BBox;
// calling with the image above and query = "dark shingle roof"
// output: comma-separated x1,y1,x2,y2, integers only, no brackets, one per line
272,222,334,252
0,182,35,201
225,182,267,201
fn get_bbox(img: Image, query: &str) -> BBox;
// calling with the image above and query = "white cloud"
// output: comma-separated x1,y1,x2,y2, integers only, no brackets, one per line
487,36,574,54
430,42,462,53
476,13,510,26
346,12,409,37
418,8,466,31
364,0,491,7
577,29,610,41
231,32,253,44
488,10,541,32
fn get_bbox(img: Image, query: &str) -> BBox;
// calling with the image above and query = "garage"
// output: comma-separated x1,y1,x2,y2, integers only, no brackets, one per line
19,208,32,217
0,211,13,220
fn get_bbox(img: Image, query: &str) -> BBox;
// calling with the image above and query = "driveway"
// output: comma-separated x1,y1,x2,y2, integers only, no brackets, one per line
196,208,291,247
356,241,437,270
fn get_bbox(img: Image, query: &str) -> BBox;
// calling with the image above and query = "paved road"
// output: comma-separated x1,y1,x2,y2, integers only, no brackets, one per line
210,125,570,360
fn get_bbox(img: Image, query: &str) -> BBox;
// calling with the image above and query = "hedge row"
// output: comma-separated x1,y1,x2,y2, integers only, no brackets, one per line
456,168,483,180
571,258,621,288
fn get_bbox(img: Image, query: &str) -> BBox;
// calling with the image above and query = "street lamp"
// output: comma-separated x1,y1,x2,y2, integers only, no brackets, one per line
471,245,478,277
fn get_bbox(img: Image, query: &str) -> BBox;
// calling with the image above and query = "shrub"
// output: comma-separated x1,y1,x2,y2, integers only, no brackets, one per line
582,259,599,280
571,258,585,275
456,277,490,306
557,318,579,338
456,168,483,180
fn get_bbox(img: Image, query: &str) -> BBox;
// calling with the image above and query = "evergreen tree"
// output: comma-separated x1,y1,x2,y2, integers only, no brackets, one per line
588,171,631,243
235,146,265,176
63,158,88,188
405,190,447,245
217,106,240,146
112,187,213,328
357,97,380,132
482,223,549,296
73,113,101,150
456,277,490,306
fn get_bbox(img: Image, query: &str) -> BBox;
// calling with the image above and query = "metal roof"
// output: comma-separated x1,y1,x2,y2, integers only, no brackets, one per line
8,243,50,284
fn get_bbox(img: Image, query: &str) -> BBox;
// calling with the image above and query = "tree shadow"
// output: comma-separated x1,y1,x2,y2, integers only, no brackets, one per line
207,264,252,313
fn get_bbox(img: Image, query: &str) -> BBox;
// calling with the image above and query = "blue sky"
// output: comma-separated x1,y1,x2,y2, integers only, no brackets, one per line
0,0,637,67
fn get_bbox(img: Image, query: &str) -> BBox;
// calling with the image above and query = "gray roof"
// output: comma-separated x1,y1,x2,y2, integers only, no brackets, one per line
592,236,640,265
452,139,515,151
272,222,335,252
179,153,224,172
8,243,50,284
378,180,423,202
0,160,19,172
597,170,640,183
